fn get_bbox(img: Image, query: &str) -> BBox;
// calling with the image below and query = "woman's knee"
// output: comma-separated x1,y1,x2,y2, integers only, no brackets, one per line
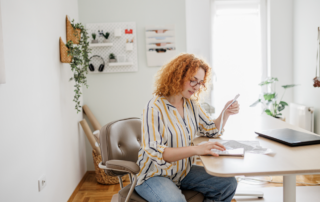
135,177,187,202
228,177,238,192
223,177,237,197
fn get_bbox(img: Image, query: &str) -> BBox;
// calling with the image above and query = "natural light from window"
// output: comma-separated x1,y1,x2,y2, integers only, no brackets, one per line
212,0,265,120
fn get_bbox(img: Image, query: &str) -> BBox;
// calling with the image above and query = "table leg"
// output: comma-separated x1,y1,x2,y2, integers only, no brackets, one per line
283,175,296,202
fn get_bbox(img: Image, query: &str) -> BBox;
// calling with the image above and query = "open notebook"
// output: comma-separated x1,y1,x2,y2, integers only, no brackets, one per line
211,148,244,157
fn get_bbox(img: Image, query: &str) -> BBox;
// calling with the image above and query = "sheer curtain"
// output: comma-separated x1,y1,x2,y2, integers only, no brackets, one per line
211,0,267,119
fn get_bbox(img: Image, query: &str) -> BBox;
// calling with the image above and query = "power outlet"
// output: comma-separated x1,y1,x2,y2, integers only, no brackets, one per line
38,175,47,192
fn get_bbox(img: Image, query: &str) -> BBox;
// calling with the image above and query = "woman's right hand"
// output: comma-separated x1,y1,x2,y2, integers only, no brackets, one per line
194,142,226,157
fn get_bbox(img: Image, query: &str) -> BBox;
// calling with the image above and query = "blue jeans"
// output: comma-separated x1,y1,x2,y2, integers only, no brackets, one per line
135,165,237,202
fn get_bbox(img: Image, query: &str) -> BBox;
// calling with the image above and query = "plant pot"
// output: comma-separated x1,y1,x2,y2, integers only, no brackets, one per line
91,39,99,43
59,37,72,63
109,59,117,63
103,39,110,43
275,116,286,122
66,16,81,44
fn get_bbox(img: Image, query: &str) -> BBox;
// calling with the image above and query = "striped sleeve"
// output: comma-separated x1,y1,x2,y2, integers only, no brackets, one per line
196,102,219,137
141,104,173,170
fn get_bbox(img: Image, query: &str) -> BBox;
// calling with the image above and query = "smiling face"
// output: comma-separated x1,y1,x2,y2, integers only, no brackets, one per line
181,68,205,99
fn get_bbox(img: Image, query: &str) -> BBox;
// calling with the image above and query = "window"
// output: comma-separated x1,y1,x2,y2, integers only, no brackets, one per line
211,0,267,118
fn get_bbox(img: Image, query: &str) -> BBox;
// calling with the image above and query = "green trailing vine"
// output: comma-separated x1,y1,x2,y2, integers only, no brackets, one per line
66,19,91,113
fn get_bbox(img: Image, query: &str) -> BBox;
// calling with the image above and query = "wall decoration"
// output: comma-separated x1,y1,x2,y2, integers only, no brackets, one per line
114,28,121,37
101,32,110,43
91,33,98,43
89,55,105,72
125,29,133,34
59,37,72,63
59,15,90,113
0,2,5,84
86,22,138,73
145,25,176,67
66,16,80,44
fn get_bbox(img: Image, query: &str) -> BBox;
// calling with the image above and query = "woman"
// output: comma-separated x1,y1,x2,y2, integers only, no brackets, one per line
135,53,240,202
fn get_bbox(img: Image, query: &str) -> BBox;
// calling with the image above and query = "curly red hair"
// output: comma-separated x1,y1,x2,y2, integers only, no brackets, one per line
153,53,212,101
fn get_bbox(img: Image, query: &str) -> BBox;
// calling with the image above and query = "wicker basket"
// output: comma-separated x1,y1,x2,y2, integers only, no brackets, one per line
66,16,81,44
59,37,72,63
92,149,129,184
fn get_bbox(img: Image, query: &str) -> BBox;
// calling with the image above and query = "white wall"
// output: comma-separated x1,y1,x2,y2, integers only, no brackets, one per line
293,0,320,134
268,0,294,120
185,0,213,104
186,0,212,64
78,0,187,170
0,2,5,84
0,1,87,201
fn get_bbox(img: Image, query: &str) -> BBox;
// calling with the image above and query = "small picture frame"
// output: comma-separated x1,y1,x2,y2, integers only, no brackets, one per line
118,55,126,63
114,28,121,37
126,43,133,51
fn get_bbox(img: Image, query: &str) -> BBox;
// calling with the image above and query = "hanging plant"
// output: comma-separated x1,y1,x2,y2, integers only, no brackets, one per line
66,18,91,113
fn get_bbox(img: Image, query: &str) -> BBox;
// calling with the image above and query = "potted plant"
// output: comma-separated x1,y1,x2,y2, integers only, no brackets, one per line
109,53,117,63
102,32,110,43
66,19,91,113
91,33,98,43
250,77,298,119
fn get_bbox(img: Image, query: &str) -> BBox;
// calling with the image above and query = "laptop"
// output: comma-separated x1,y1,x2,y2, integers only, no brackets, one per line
255,128,320,146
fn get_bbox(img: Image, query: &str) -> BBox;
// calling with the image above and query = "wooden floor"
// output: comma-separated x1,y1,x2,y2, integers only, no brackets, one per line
69,163,320,202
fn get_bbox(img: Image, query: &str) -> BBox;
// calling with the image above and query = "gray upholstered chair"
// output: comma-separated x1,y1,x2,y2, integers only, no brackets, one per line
98,117,204,202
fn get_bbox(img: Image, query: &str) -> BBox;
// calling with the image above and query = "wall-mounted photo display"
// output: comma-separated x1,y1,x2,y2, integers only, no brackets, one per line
145,25,176,67
86,22,138,73
0,2,5,84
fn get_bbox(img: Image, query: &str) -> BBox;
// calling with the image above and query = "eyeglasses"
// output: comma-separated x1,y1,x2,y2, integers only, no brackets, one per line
190,80,205,88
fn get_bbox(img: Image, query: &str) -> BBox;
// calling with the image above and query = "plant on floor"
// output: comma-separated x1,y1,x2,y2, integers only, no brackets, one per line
250,77,298,118
66,19,91,113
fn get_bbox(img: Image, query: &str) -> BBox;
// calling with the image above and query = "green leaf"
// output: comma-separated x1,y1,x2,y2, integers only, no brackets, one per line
263,93,276,101
277,101,288,112
259,77,278,86
279,101,288,106
278,105,285,112
265,109,273,116
68,18,91,113
282,84,299,89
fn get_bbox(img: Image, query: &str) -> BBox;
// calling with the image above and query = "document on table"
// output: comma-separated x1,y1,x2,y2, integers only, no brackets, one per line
199,139,275,155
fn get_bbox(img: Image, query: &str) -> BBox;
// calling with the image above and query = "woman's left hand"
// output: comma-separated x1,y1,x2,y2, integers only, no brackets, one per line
223,100,240,116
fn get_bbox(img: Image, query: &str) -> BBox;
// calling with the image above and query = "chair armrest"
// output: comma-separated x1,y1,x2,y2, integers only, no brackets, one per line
99,160,140,175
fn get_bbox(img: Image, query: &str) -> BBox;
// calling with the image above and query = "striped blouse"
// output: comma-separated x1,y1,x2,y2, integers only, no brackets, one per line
136,96,221,186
